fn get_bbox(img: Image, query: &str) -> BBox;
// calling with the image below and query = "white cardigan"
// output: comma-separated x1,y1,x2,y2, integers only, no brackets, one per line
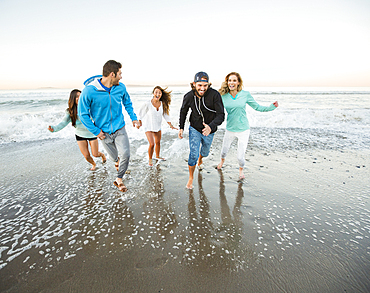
138,100,171,132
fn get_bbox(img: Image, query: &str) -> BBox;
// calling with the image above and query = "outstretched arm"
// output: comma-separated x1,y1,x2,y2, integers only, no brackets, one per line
167,121,178,130
247,92,277,112
136,102,149,129
48,111,71,133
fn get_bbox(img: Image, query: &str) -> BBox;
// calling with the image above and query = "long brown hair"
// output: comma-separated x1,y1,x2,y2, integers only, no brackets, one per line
67,89,81,127
153,86,172,115
218,72,243,95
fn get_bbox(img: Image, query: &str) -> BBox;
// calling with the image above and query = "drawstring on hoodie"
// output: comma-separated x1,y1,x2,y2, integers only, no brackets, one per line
194,95,216,124
194,95,205,123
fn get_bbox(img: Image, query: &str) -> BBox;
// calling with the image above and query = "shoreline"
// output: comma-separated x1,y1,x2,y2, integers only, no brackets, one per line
0,136,369,292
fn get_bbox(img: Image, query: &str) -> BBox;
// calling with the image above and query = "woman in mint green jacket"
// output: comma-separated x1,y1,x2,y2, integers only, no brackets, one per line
217,72,278,179
48,89,106,170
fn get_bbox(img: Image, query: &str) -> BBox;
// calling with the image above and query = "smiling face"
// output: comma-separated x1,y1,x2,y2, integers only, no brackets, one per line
227,74,240,92
112,69,122,85
193,80,209,97
153,88,162,100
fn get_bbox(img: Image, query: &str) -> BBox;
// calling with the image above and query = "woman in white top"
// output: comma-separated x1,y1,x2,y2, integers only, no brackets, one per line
138,86,177,166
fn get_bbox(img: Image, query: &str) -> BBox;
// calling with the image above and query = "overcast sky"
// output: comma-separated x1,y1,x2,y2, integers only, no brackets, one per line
0,0,369,89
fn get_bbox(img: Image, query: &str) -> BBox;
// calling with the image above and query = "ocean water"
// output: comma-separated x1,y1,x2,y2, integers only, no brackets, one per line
1,86,370,149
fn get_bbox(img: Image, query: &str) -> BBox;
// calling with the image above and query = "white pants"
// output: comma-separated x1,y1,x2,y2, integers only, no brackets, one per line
220,129,250,168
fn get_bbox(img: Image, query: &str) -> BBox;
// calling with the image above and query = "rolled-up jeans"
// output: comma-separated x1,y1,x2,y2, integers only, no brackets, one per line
188,126,215,167
101,126,130,179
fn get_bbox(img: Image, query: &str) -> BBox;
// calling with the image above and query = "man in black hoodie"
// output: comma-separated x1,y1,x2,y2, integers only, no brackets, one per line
178,72,225,189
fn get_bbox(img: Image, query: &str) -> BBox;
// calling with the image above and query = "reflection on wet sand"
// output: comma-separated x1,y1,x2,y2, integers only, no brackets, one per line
139,165,178,250
182,171,256,270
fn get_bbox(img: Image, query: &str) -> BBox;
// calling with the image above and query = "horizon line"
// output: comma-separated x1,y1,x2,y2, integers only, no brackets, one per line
1,84,370,91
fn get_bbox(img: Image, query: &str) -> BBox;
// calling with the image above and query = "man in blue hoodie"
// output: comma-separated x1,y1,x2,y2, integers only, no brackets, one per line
78,60,139,192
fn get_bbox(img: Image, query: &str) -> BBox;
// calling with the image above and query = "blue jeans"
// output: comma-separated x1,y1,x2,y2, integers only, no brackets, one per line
188,126,215,166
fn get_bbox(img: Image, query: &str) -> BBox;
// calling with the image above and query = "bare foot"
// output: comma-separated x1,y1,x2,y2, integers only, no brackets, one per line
114,179,127,192
239,168,245,180
217,158,225,170
149,158,153,166
186,179,193,189
102,153,106,164
155,157,166,161
90,163,96,171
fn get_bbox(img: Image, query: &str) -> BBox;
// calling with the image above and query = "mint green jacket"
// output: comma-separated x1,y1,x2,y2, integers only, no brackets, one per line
222,90,276,132
51,110,96,138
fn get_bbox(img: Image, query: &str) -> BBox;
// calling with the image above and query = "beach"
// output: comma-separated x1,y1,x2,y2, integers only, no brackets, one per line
1,128,369,292
1,87,370,292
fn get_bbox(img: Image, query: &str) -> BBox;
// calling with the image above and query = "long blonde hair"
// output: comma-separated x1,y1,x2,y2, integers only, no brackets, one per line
153,86,172,115
218,72,243,95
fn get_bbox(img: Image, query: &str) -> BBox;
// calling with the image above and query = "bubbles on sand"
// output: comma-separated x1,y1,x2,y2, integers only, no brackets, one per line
1,130,369,288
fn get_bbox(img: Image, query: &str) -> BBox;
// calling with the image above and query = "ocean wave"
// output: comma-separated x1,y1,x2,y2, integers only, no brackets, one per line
1,88,370,146
0,99,66,107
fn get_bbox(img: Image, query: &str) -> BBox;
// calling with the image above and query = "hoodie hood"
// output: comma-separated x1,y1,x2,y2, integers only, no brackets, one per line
83,75,106,91
83,75,102,86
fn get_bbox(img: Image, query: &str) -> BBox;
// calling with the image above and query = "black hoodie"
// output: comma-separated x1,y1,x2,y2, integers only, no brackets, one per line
179,87,225,134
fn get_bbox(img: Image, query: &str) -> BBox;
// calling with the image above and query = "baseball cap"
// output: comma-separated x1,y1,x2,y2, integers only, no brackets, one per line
194,72,209,83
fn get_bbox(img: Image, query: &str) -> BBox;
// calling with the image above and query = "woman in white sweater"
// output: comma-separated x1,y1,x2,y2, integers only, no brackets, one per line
138,86,177,166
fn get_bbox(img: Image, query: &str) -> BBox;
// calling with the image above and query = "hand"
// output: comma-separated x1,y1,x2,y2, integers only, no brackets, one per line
273,101,279,107
48,126,54,132
178,129,184,139
97,130,106,140
132,120,140,129
169,123,178,130
202,123,211,136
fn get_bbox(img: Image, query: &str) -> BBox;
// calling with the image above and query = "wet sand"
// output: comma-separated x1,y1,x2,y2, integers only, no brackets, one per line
0,131,369,292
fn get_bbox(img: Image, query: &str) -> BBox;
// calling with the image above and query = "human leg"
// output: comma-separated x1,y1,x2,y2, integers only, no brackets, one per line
145,131,155,166
188,126,201,167
77,140,96,170
198,155,203,167
89,139,106,163
115,127,130,179
187,126,202,188
187,165,196,189
153,131,164,159
199,132,215,163
217,130,235,169
101,132,119,163
236,129,250,179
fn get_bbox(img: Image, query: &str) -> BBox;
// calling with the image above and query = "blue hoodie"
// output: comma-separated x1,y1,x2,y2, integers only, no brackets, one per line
78,76,137,136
